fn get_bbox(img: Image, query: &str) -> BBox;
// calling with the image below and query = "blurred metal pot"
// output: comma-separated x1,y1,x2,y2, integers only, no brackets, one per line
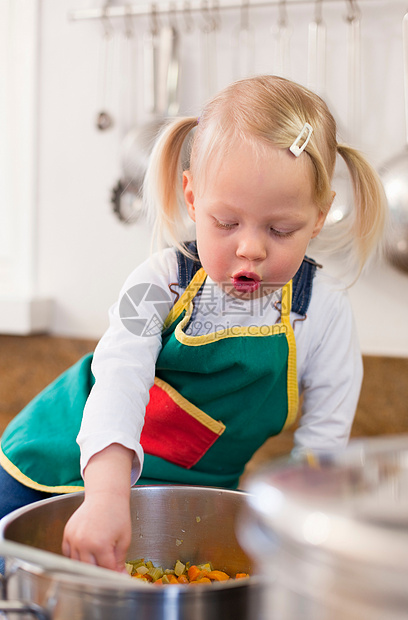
380,11,408,273
239,434,408,620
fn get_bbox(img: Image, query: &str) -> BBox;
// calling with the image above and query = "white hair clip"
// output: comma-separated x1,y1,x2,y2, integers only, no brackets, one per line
289,123,313,157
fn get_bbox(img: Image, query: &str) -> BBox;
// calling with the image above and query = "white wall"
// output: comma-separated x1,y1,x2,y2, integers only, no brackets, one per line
3,0,408,356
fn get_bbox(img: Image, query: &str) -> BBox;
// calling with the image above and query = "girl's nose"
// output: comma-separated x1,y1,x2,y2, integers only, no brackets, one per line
236,233,267,262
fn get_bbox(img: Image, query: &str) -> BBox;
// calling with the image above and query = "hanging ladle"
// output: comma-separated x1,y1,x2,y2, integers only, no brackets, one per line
379,10,408,273
200,0,220,100
111,9,181,222
123,19,180,186
323,0,360,230
231,0,255,81
307,0,326,97
96,5,115,131
274,0,292,79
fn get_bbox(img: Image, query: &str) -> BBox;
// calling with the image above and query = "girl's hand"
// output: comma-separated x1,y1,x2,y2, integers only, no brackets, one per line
62,491,131,572
62,443,134,572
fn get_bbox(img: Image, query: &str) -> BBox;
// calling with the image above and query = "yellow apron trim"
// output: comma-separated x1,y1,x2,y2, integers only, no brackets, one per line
304,450,321,468
174,281,292,346
163,268,208,331
0,446,84,494
282,280,299,428
281,277,292,318
175,309,290,345
154,376,226,435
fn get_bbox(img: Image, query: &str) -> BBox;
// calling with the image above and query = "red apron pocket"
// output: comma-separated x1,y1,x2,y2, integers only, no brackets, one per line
141,377,226,469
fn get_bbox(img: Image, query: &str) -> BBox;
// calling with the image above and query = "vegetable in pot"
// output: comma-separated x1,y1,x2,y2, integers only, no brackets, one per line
125,559,249,585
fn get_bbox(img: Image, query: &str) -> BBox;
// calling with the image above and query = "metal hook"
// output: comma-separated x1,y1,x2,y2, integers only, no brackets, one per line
278,0,288,29
314,0,323,25
124,5,134,38
240,0,250,32
213,0,222,31
345,0,361,23
101,2,114,39
183,0,194,32
150,3,159,36
200,0,211,32
201,0,218,33
168,2,178,28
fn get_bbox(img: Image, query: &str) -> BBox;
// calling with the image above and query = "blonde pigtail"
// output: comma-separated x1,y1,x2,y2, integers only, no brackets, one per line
143,117,199,253
336,143,389,275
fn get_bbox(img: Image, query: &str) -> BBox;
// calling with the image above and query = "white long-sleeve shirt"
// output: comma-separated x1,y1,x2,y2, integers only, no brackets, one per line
77,247,362,484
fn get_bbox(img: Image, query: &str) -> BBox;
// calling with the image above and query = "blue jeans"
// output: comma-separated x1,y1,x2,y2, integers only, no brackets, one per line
0,464,59,574
0,464,57,520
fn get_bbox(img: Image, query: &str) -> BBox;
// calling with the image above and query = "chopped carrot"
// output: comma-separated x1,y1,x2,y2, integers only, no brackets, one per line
189,577,212,585
177,574,189,584
207,570,230,581
187,565,201,581
235,573,249,579
132,573,152,582
154,578,163,585
166,574,179,585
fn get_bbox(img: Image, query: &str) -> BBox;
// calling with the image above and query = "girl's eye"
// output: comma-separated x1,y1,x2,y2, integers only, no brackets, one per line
215,220,237,230
270,227,295,238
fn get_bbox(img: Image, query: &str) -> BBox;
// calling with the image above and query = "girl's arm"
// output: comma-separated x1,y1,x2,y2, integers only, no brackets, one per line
62,443,134,572
63,250,179,570
294,273,363,453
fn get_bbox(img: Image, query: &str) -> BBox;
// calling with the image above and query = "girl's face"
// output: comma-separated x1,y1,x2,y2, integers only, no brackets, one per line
183,141,330,298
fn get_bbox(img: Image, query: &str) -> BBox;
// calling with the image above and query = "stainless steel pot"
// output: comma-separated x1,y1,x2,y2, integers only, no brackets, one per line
380,11,408,272
0,486,263,620
238,434,408,620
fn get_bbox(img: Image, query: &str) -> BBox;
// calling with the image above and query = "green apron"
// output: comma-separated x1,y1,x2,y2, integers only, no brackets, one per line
0,353,93,492
0,269,298,492
138,268,298,488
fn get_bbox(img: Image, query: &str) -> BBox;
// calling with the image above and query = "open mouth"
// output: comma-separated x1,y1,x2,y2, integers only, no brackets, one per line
232,274,261,293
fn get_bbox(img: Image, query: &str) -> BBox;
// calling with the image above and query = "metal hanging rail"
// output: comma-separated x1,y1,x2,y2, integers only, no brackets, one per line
67,0,390,22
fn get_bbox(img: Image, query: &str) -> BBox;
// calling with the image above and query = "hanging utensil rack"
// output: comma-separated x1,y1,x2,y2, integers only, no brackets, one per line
68,0,398,22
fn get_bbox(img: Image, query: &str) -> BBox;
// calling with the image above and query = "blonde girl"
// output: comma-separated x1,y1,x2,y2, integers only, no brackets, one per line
0,76,387,573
